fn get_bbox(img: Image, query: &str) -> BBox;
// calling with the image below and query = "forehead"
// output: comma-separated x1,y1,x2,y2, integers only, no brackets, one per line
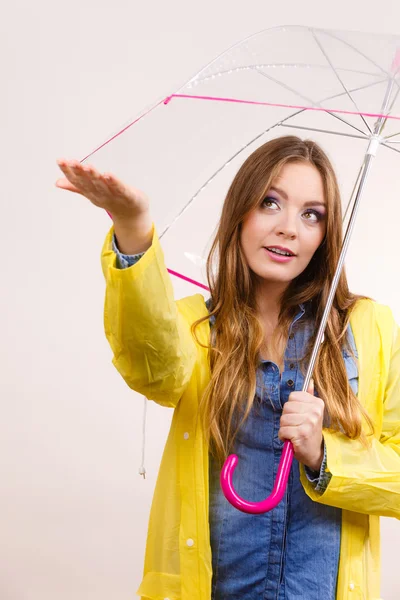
271,162,325,203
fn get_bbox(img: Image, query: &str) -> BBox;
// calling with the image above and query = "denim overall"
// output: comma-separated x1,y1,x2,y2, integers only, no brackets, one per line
208,300,359,600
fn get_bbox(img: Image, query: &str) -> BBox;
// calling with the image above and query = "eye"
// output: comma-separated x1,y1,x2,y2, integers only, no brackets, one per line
304,209,322,221
262,197,324,223
303,209,324,222
261,197,279,209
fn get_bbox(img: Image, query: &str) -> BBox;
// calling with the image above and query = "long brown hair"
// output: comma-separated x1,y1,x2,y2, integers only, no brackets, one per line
191,135,374,465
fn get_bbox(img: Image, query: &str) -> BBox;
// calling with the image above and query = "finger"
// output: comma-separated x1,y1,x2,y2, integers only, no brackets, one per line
80,163,102,180
281,410,321,425
288,381,316,403
278,426,297,441
280,414,303,427
57,160,115,205
287,391,315,405
76,163,121,198
58,160,86,187
278,424,312,442
57,160,75,179
57,160,98,198
80,164,111,194
283,398,323,417
56,161,84,194
55,177,81,193
283,400,309,414
67,161,102,195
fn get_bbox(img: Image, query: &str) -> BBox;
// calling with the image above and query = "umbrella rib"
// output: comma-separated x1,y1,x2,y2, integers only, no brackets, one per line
382,85,400,136
310,29,373,135
195,63,385,86
384,88,400,144
280,123,368,140
381,141,400,154
323,110,369,138
323,77,387,105
320,29,394,81
319,30,400,106
221,64,386,138
159,107,307,240
255,68,369,138
185,25,397,91
255,69,327,111
195,66,387,111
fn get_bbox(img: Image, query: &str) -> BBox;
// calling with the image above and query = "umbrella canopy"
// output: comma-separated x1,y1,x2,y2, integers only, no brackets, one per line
82,25,400,511
82,25,400,294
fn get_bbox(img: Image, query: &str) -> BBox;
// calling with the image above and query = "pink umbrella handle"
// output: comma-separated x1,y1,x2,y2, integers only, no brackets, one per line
220,440,294,514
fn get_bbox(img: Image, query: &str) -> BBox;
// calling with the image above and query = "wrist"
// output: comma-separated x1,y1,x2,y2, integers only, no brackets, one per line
113,212,153,254
307,440,324,472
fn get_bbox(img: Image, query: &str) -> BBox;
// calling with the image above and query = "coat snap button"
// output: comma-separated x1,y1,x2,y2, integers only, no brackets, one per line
349,582,355,591
287,379,294,387
289,333,294,339
186,538,194,547
183,432,189,440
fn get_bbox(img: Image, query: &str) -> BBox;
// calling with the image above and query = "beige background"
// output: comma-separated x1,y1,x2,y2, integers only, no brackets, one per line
1,1,400,598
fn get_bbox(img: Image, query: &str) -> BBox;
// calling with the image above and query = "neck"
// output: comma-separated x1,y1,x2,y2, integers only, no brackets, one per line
254,279,288,323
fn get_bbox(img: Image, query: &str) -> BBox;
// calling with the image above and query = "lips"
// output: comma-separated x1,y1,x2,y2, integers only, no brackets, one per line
264,247,296,262
264,246,296,257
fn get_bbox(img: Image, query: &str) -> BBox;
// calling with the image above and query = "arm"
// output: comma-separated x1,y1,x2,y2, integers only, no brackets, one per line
101,223,198,408
300,318,400,519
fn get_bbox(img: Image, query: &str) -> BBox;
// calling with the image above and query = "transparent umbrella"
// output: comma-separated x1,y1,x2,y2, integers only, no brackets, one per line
81,25,400,513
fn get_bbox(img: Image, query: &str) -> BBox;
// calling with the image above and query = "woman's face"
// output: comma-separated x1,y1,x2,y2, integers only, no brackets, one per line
240,161,327,287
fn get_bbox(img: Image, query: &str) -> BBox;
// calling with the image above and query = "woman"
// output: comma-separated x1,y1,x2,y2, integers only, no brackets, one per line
56,136,400,599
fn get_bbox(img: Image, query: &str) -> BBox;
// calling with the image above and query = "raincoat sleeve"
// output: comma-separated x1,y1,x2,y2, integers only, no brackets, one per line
100,223,198,408
300,320,400,519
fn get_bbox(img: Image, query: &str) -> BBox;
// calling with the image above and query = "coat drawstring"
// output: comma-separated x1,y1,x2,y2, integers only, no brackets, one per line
139,396,147,479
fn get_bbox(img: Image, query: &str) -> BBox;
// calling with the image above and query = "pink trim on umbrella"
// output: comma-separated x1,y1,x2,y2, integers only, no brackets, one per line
165,93,400,122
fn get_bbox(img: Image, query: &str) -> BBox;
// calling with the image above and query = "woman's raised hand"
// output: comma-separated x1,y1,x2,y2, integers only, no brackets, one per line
55,159,150,223
55,158,153,254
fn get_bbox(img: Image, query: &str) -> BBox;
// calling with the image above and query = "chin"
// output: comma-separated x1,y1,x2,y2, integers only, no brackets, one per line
253,268,295,283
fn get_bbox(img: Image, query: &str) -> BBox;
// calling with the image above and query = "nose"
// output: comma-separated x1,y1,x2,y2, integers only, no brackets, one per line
276,211,297,239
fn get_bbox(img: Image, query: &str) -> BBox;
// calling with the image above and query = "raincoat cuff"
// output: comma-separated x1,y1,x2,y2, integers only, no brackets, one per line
304,439,332,493
101,221,157,281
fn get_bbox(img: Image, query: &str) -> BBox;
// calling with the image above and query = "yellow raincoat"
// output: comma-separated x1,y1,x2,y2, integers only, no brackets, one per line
101,223,400,600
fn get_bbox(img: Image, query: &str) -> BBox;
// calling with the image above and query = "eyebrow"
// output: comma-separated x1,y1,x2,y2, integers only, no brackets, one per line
269,186,326,208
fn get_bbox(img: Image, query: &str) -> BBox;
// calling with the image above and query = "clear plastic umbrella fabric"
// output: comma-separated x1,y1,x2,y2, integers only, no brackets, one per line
82,25,400,510
83,25,400,291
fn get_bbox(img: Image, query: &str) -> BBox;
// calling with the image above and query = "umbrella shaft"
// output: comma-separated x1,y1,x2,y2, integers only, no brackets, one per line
301,148,377,393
